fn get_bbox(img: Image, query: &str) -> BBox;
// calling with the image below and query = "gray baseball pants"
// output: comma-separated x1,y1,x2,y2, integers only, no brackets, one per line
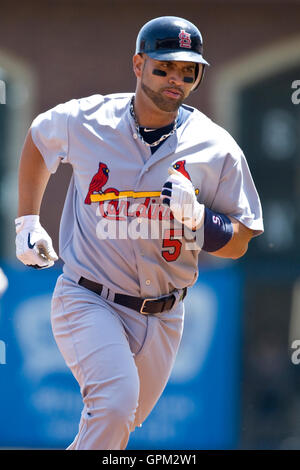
50,274,185,450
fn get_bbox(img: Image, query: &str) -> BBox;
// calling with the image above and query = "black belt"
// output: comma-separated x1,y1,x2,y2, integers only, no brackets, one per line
78,277,187,314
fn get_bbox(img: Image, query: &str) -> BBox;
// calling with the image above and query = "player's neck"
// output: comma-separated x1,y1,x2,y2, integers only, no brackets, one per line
133,92,177,129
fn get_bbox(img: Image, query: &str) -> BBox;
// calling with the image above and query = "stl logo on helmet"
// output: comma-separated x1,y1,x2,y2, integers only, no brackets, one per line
178,29,192,49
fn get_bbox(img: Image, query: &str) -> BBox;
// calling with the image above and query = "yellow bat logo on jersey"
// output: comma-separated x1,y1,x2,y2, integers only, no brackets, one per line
90,190,161,202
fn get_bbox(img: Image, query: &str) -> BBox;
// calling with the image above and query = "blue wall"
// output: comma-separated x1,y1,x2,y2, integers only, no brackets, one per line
0,262,242,449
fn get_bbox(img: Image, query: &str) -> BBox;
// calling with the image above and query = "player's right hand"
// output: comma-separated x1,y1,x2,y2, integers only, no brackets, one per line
15,215,58,269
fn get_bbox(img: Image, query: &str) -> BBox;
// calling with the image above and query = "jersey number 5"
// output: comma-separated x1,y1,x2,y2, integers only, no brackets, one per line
162,228,182,262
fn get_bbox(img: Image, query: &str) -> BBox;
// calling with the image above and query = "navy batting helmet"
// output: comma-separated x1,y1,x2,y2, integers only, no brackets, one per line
135,16,209,90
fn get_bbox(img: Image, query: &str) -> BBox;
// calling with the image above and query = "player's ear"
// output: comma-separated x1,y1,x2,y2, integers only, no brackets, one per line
133,53,145,79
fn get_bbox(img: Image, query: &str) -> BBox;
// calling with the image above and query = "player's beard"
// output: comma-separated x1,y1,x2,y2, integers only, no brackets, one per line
141,81,184,113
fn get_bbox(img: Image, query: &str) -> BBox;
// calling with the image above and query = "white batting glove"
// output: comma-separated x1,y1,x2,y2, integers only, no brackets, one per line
15,215,58,269
161,167,205,231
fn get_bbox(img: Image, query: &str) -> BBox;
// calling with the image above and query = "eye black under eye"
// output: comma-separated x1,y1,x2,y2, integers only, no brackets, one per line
152,69,167,77
183,77,194,83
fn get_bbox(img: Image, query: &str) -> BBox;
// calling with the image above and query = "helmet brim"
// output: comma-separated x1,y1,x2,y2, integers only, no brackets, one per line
145,50,209,66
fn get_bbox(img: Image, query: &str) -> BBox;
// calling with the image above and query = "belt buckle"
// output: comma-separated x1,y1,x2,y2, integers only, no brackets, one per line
140,296,160,314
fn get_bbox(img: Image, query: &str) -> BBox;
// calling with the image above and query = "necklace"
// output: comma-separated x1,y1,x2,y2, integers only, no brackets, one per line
130,96,178,147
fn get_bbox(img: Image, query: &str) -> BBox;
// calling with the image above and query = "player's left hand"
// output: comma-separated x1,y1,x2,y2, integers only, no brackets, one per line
160,167,205,231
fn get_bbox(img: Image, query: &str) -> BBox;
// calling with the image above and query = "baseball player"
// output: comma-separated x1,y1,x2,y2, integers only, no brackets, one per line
15,16,263,450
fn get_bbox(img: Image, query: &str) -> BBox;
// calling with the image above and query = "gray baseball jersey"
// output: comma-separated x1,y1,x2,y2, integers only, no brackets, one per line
31,93,263,298
30,92,263,450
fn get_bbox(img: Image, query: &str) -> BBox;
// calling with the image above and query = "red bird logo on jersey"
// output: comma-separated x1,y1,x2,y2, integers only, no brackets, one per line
172,160,191,180
84,162,110,204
